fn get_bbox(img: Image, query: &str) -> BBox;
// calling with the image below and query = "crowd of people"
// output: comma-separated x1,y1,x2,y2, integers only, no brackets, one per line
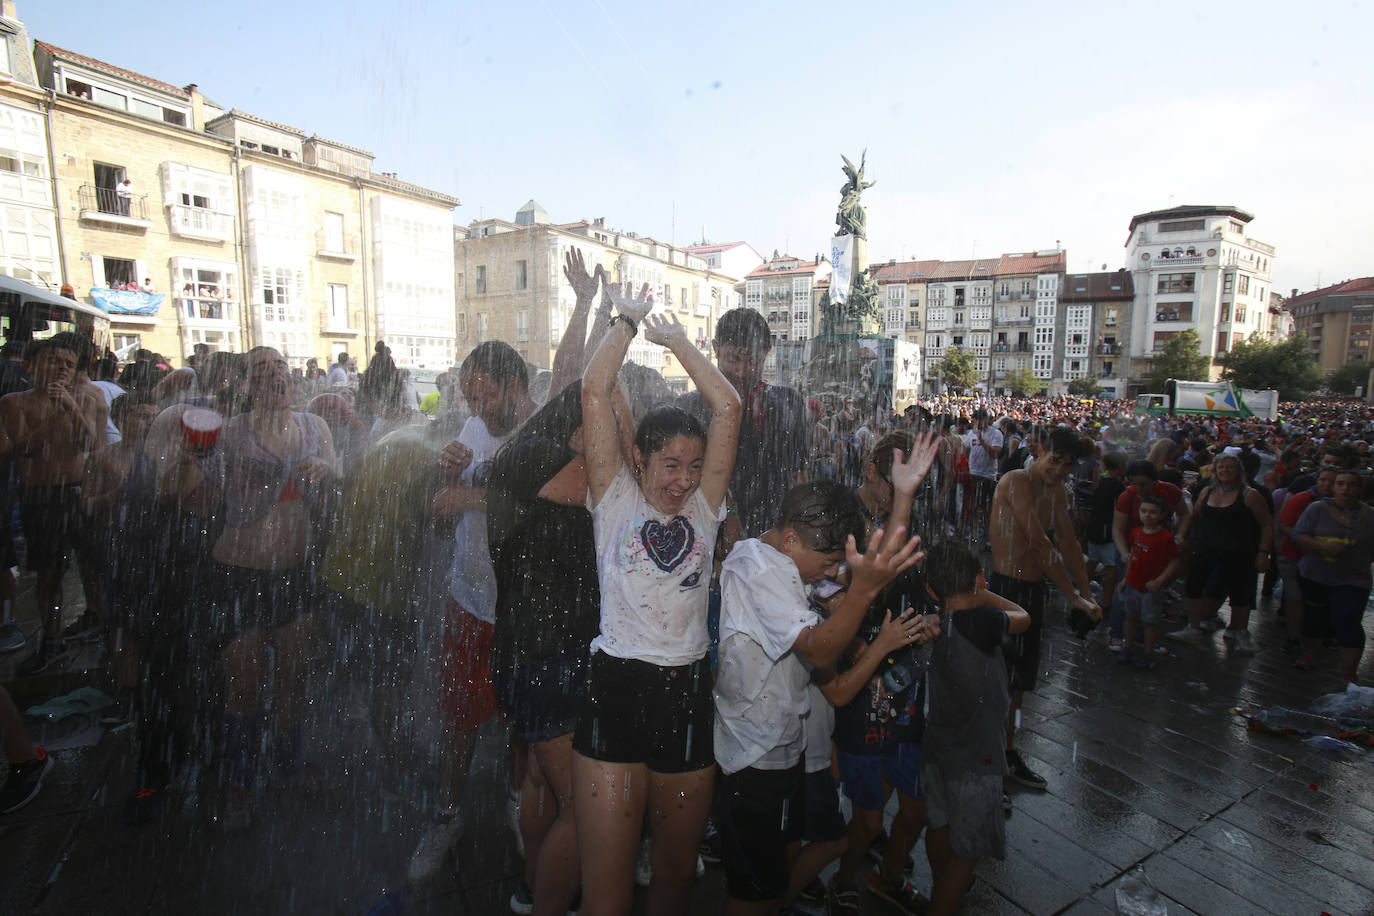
0,252,1371,915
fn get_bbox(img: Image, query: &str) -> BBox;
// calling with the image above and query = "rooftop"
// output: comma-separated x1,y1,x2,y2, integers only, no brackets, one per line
994,251,1067,276
746,258,825,279
1127,204,1254,235
1286,277,1374,307
35,39,191,100
870,259,943,282
1060,270,1136,302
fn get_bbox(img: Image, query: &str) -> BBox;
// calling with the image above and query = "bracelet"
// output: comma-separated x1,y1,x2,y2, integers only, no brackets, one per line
725,504,738,516
610,314,638,336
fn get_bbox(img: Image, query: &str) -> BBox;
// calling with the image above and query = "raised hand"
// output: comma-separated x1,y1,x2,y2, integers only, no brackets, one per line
605,281,654,323
846,526,923,595
870,608,926,656
889,429,942,496
642,314,689,349
563,248,603,302
437,440,473,483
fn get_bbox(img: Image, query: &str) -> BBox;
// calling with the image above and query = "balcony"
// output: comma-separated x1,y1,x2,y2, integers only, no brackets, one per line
1014,343,1031,353
970,316,992,330
178,295,238,326
78,184,152,230
993,343,1009,353
906,321,922,329
926,319,947,330
1154,306,1194,322
316,229,360,261
1155,255,1204,267
998,315,1033,325
1097,343,1121,355
170,204,234,242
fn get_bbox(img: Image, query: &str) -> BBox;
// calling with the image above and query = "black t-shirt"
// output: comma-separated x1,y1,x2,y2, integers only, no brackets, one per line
831,566,932,755
1087,476,1127,545
950,605,1007,654
678,383,809,538
487,436,600,676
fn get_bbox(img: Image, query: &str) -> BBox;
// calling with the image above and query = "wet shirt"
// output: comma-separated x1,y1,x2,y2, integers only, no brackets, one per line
487,435,600,676
1086,476,1127,545
1293,499,1374,588
925,605,1009,776
965,426,1003,480
447,416,516,623
678,384,808,538
1125,526,1178,590
220,412,324,529
591,463,723,666
714,538,819,775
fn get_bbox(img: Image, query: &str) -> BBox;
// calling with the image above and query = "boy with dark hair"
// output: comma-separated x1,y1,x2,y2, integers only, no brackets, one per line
714,480,927,916
0,334,105,673
921,541,1029,916
1118,494,1180,668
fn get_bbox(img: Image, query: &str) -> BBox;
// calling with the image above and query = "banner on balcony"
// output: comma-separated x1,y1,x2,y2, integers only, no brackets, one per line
91,288,164,316
829,234,852,303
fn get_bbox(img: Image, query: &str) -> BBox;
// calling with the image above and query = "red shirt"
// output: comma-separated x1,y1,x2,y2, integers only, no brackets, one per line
1278,489,1317,562
1115,481,1184,531
1126,527,1179,590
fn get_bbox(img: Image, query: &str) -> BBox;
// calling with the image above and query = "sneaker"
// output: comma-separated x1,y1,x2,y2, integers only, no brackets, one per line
828,877,860,915
635,835,653,887
867,869,930,915
1293,652,1315,671
866,827,889,864
1232,630,1256,655
509,879,533,915
0,621,25,652
1005,749,1047,791
1165,625,1205,645
0,747,53,814
59,612,102,643
698,818,722,864
123,786,165,825
1221,627,1238,642
1002,791,1012,816
506,786,524,858
408,810,463,884
1199,615,1226,632
798,876,827,904
1107,637,1123,653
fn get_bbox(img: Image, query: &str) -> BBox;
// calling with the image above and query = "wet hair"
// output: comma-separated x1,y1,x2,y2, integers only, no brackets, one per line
1139,494,1167,512
518,380,583,449
866,430,914,482
24,333,82,364
924,542,981,601
336,350,350,363
92,355,118,381
713,307,772,353
110,389,156,424
1047,427,1088,460
1125,459,1158,480
777,481,867,554
461,340,528,391
634,404,705,458
1157,468,1184,488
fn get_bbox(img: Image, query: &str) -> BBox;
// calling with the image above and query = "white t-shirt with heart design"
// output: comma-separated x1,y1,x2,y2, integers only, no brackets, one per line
590,463,725,666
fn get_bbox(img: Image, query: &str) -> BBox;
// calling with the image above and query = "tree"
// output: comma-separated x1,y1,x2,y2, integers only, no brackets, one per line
1149,328,1211,389
936,347,979,391
1067,376,1102,398
1004,368,1042,397
1221,333,1323,400
1327,360,1371,396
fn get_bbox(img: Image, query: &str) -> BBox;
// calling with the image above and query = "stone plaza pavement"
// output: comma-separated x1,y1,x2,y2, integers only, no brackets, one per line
1,569,1372,916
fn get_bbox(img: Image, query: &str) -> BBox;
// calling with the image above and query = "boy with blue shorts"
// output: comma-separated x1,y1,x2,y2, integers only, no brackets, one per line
1118,494,1180,668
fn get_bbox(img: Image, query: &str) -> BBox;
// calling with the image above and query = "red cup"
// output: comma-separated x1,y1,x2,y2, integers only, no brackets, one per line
182,407,222,454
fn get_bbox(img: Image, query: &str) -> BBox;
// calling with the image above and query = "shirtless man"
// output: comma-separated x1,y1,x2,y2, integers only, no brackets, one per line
0,334,105,673
989,426,1101,794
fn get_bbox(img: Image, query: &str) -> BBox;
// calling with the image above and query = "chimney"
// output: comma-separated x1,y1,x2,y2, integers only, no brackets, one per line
184,84,205,131
1,2,18,20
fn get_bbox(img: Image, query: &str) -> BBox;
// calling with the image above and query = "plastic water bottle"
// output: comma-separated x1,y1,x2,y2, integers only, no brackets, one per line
1115,866,1168,915
1256,707,1339,734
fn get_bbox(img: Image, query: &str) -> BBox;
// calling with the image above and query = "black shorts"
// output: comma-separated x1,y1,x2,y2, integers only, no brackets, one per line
803,768,846,843
572,651,713,773
496,650,588,744
1185,552,1257,609
989,572,1045,692
203,563,314,644
720,762,806,901
19,483,84,572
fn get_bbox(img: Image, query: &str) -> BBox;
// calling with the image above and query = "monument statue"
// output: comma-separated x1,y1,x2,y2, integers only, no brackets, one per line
835,151,875,240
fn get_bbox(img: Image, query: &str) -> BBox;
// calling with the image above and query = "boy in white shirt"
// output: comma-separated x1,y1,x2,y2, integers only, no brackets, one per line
714,480,928,915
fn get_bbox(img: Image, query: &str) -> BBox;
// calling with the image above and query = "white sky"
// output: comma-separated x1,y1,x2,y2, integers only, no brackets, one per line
23,0,1373,294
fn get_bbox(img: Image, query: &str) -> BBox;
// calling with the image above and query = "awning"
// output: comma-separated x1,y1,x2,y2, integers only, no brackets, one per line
0,273,110,324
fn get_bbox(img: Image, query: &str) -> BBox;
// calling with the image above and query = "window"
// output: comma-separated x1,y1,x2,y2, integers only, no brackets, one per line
515,309,531,342
1220,303,1230,322
1159,219,1205,232
1223,273,1234,294
328,284,349,328
102,256,136,288
516,259,528,290
458,313,467,341
954,287,965,307
476,313,489,342
1105,306,1118,325
1156,273,1196,293
324,211,345,251
476,265,486,294
92,162,127,214
260,266,304,309
1236,305,1247,323
1237,275,1250,295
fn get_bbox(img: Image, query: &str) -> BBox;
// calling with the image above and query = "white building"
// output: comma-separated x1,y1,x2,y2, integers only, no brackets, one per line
1125,205,1276,382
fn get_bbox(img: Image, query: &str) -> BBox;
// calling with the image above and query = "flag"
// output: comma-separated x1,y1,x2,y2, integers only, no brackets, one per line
830,235,852,303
